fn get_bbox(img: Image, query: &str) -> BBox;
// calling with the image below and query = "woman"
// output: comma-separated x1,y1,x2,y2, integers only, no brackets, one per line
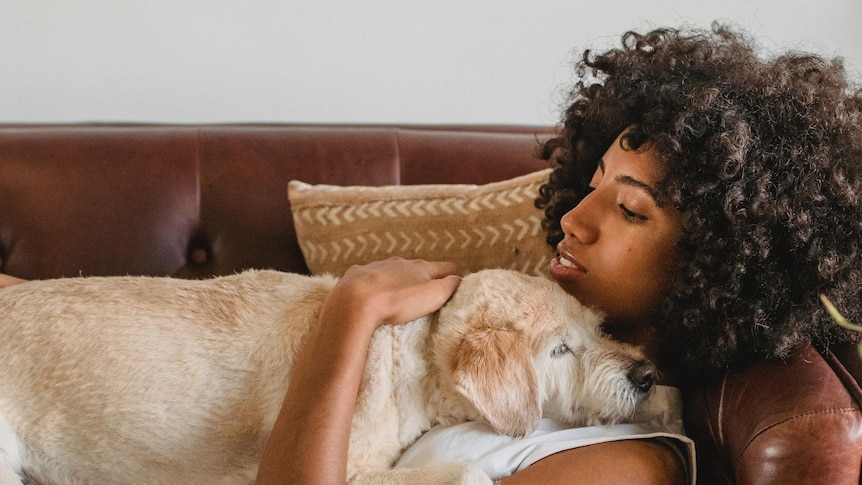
255,23,862,484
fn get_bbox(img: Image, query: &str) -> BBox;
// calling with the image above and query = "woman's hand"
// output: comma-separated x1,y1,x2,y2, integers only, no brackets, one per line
324,257,462,333
255,259,461,485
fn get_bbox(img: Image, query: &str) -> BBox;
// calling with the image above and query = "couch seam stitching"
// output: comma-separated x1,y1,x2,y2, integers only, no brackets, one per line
716,375,727,447
394,129,402,184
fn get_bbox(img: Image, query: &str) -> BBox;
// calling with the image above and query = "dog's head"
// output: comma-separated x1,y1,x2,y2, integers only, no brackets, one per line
434,269,655,438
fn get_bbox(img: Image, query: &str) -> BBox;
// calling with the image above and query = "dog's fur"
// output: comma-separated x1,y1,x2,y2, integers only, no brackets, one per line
0,269,653,485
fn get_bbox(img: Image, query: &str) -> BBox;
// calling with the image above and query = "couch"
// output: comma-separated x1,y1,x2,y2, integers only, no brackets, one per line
0,123,860,484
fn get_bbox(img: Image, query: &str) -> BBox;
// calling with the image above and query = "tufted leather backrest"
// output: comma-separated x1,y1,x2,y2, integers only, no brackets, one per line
0,124,550,280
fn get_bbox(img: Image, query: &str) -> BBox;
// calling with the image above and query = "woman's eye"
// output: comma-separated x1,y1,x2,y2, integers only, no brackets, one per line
619,204,647,222
551,343,570,358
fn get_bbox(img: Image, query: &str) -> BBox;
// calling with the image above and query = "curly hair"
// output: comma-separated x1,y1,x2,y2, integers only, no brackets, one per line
537,23,862,375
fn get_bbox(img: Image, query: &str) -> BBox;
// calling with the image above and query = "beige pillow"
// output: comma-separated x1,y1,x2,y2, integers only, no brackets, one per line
288,169,554,277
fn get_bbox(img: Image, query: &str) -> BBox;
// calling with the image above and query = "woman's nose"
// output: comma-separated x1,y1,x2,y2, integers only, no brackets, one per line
560,194,599,244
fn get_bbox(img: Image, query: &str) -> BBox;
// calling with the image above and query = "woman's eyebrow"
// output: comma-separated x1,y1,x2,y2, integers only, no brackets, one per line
599,156,662,205
615,174,660,204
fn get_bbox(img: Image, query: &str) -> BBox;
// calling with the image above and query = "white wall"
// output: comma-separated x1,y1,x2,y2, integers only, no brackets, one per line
2,0,860,125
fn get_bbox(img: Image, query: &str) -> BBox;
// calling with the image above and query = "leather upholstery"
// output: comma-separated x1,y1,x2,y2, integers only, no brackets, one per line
0,124,548,280
685,341,862,484
1,123,860,483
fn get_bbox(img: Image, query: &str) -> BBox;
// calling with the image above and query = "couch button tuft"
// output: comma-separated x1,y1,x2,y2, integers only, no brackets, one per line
190,248,209,265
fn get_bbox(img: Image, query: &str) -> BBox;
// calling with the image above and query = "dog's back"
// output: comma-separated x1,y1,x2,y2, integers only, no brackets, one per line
0,268,654,485
0,270,335,485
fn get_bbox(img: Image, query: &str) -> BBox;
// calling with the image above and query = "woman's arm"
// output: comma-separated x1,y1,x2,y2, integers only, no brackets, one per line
253,259,686,484
0,274,25,288
254,258,461,485
503,440,687,485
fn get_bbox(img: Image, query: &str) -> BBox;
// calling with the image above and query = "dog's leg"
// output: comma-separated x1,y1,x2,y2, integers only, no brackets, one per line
0,416,23,485
351,463,493,485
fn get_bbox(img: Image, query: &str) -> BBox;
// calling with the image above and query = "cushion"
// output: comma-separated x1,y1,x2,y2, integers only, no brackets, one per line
288,169,555,277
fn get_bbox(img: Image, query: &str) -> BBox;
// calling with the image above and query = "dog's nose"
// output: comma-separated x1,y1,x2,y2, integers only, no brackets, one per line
627,360,656,393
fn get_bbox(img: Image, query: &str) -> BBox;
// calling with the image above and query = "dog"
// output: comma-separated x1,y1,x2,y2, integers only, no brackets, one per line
0,268,655,485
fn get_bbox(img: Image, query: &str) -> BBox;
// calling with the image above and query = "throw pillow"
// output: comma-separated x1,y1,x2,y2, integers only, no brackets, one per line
287,169,555,277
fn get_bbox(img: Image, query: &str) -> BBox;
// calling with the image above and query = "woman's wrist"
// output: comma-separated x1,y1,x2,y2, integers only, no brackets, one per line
318,281,387,338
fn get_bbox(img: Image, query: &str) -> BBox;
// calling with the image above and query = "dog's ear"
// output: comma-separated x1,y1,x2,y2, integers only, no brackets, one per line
450,325,541,438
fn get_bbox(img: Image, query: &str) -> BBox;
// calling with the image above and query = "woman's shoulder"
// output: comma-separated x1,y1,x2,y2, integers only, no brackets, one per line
507,438,688,485
396,385,694,484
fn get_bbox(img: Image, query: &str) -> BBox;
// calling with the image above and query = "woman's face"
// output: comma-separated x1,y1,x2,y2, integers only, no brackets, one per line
549,133,683,330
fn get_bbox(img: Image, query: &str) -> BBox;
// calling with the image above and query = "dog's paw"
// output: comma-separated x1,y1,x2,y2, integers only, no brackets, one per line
411,462,494,485
352,462,493,485
0,415,24,485
437,462,495,485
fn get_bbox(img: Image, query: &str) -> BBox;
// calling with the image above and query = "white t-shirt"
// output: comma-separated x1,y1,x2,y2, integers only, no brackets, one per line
395,385,696,484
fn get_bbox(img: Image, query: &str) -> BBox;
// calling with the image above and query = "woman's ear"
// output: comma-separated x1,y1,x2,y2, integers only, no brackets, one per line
450,324,541,438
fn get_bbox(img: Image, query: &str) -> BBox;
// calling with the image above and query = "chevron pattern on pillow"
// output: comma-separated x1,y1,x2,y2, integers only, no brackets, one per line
288,169,554,277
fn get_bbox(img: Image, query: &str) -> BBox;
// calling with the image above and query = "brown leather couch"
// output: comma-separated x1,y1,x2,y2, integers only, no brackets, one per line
1,124,860,484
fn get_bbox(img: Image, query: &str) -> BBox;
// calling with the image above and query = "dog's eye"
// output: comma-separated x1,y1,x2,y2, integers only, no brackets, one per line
551,343,570,358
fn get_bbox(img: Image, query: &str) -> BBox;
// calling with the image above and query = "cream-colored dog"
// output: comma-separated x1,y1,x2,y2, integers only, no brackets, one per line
0,268,655,485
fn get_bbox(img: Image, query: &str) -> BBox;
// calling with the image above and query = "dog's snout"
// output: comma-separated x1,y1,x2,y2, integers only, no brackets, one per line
627,360,656,393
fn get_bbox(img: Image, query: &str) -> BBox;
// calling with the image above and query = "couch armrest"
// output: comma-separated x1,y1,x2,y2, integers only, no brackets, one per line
684,341,862,484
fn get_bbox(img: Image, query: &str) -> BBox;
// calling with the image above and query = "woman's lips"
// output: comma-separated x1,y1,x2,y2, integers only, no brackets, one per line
549,244,587,279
